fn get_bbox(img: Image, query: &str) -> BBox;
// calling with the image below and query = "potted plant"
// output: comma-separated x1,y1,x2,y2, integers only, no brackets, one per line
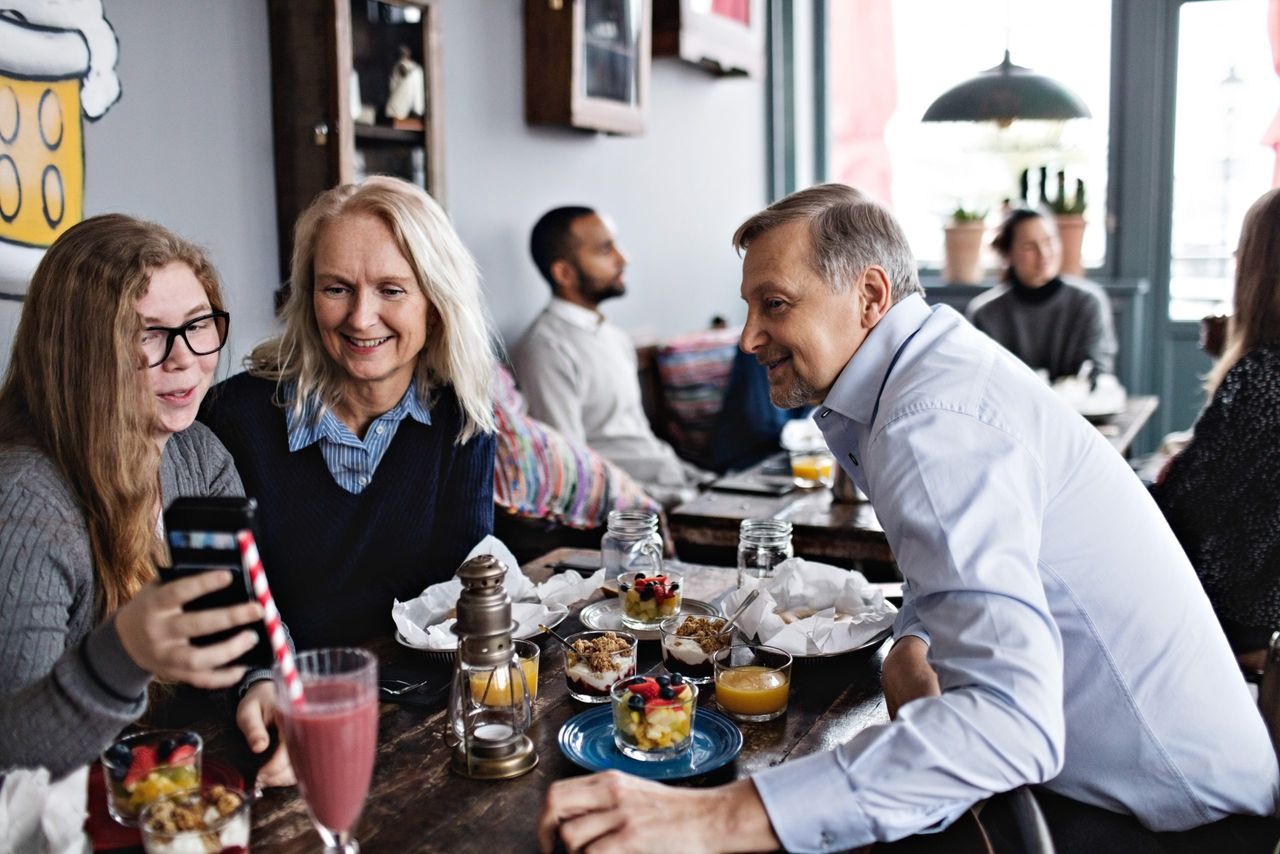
1048,170,1087,277
943,206,988,285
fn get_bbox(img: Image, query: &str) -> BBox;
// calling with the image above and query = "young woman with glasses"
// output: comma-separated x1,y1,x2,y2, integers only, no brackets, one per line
0,214,291,787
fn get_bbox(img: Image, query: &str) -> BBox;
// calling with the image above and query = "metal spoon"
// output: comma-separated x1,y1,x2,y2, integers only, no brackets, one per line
718,589,761,639
539,623,577,652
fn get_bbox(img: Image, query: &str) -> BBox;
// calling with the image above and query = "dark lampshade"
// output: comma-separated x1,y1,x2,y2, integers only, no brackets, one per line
921,50,1091,127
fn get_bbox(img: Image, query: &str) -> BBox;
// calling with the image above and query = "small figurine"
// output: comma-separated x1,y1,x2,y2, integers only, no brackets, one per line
385,45,424,121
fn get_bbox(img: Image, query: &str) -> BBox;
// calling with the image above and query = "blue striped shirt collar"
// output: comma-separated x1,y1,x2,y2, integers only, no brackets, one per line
285,381,432,452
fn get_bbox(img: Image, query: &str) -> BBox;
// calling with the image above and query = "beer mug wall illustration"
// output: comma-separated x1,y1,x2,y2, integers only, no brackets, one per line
0,16,89,294
0,1,120,297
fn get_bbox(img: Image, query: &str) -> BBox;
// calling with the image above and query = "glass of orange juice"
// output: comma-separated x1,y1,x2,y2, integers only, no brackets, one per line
469,639,539,706
713,644,793,722
789,448,836,488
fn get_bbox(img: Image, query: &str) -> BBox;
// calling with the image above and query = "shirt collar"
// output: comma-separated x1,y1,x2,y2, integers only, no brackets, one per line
819,293,933,424
547,296,604,331
285,380,431,452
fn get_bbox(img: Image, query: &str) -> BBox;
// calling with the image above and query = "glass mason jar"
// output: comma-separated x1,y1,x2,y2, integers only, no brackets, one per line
737,519,794,587
602,510,664,578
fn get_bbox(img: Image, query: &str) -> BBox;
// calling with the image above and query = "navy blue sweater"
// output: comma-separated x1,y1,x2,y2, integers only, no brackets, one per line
199,373,494,648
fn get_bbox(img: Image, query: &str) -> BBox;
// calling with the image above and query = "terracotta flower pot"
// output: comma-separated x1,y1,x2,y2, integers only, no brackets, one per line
1055,215,1086,277
943,222,987,285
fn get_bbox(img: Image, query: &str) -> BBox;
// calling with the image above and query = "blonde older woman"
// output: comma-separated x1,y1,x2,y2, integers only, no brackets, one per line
201,177,496,648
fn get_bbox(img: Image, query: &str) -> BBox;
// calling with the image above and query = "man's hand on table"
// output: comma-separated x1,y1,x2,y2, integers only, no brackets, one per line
236,680,295,789
538,772,779,853
882,635,940,720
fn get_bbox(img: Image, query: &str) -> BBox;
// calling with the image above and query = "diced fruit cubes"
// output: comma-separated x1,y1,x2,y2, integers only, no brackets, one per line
611,676,696,760
100,731,202,826
617,573,683,627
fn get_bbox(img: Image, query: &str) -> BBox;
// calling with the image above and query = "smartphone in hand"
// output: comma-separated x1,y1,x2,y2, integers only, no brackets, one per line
160,496,273,670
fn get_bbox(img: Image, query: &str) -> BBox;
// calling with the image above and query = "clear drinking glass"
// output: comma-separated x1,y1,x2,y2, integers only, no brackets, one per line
737,519,794,587
713,644,793,722
789,448,836,488
601,510,664,578
275,648,379,854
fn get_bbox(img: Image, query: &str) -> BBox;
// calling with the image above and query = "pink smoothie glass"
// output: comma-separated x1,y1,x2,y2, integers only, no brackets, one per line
275,648,379,854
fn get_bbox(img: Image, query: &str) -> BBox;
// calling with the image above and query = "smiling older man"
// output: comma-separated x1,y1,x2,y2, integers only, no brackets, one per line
537,185,1279,854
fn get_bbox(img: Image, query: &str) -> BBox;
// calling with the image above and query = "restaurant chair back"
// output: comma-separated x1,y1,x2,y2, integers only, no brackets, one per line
1007,786,1056,854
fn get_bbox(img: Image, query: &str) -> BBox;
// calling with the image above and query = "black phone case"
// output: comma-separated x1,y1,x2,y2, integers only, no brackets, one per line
160,497,273,670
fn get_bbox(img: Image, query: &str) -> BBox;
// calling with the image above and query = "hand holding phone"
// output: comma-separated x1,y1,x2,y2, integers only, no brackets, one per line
115,570,264,688
156,497,273,671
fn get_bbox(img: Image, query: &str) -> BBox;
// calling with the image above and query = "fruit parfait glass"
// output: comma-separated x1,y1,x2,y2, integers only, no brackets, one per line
100,730,202,826
659,614,729,684
611,674,697,761
139,785,251,854
616,571,682,630
563,630,637,703
713,644,793,723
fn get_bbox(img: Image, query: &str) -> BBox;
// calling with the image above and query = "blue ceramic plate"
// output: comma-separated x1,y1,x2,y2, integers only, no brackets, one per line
558,705,743,780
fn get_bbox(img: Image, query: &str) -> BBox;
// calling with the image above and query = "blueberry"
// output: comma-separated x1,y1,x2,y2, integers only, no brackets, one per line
639,586,654,601
670,582,680,591
177,732,200,747
628,694,646,712
623,676,647,689
635,572,646,581
659,686,676,700
655,675,670,687
104,742,131,769
668,673,684,685
158,738,177,761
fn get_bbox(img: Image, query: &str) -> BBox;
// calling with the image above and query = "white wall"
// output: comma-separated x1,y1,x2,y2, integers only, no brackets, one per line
0,0,766,375
439,1,767,347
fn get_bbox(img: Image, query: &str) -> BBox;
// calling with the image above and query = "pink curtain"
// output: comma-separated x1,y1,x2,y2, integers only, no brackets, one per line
1265,0,1280,186
711,0,750,26
829,0,898,206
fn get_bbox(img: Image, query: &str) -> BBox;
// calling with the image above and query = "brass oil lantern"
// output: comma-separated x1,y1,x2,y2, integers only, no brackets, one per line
447,554,538,779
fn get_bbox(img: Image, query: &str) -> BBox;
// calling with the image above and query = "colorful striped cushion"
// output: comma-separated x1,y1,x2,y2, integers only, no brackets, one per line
655,328,740,466
492,364,660,529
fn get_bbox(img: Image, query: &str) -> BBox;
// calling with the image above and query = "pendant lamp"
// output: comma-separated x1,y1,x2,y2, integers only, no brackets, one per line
921,50,1091,128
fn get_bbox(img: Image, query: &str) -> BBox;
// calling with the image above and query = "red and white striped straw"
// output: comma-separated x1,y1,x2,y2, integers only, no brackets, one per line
237,530,304,707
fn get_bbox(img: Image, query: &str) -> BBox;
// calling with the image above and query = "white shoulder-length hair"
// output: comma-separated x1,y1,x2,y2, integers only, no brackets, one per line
249,176,496,442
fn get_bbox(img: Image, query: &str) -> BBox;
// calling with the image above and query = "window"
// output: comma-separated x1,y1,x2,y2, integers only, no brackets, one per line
825,0,1111,272
1168,0,1279,320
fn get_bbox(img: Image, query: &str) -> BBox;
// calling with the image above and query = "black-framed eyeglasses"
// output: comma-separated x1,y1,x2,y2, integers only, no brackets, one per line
141,311,230,367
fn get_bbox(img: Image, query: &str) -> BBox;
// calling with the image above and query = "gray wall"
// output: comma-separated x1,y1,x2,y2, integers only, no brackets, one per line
439,2,767,348
0,0,767,377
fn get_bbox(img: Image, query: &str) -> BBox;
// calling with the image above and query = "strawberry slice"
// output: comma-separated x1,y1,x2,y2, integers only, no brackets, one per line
123,745,158,789
166,744,198,765
628,678,661,700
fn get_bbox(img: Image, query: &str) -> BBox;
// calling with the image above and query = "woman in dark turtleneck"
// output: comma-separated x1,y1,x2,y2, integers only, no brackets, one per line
965,208,1117,380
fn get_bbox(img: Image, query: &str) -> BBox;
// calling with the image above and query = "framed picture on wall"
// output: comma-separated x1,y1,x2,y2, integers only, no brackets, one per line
653,0,764,77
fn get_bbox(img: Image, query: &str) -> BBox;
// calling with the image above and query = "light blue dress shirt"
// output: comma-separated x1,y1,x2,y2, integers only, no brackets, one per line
751,294,1279,852
285,381,432,494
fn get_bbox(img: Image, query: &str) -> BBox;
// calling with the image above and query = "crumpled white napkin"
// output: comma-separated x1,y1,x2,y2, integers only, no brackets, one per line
721,558,897,656
391,536,605,649
0,766,90,854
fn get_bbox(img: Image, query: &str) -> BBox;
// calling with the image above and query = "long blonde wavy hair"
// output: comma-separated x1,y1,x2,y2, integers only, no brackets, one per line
248,176,495,441
1207,187,1280,394
0,214,226,619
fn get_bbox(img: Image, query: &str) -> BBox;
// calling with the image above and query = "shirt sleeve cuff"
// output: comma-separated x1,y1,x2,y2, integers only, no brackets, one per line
752,750,875,853
83,613,152,702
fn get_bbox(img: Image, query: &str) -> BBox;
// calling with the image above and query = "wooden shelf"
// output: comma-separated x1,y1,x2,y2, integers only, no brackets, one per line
354,123,424,144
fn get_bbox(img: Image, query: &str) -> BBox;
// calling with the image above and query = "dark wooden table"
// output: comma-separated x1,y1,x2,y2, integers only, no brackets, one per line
169,549,894,853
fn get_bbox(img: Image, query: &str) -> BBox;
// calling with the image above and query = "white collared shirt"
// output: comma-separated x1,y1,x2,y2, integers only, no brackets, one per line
510,297,688,486
752,294,1279,851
